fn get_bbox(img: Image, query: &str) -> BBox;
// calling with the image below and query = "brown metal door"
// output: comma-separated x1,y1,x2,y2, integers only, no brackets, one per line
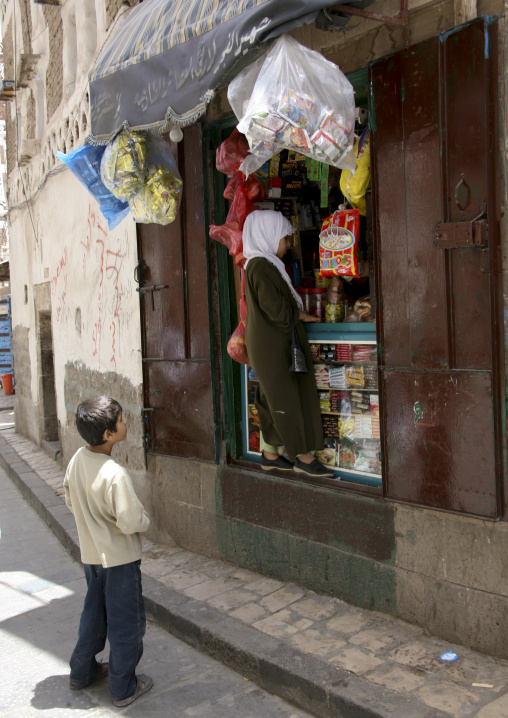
137,124,216,461
370,18,504,516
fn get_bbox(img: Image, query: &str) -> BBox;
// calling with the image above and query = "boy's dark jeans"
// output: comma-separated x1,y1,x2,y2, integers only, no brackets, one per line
70,560,146,701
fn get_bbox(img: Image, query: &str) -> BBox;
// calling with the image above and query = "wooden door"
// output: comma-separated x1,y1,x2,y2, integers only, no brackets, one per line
370,18,504,516
137,124,216,462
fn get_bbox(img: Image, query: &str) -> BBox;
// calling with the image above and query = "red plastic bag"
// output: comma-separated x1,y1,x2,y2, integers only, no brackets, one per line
224,171,267,202
227,321,249,364
208,223,245,265
226,186,256,231
249,430,260,452
216,129,250,174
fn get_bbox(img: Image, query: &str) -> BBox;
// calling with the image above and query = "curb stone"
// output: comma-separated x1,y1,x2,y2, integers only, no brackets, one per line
0,432,449,718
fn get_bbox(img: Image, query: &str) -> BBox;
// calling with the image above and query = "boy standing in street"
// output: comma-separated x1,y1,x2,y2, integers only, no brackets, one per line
64,396,153,707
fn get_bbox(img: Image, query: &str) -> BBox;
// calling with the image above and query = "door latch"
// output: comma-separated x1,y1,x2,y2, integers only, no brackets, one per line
433,219,487,248
136,284,168,310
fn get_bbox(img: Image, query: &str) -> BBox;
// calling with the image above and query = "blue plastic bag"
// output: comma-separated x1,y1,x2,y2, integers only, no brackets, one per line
56,144,130,230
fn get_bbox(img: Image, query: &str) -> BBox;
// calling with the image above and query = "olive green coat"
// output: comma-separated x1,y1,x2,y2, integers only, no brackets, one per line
245,257,324,461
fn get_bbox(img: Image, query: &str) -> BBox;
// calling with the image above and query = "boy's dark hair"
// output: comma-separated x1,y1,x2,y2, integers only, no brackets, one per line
76,397,123,446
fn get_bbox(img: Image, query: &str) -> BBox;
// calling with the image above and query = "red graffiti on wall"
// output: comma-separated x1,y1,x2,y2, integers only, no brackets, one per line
51,247,68,322
85,205,131,370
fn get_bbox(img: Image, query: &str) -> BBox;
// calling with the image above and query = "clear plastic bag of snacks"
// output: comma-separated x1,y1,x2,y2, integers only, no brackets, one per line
319,209,360,277
128,134,182,225
228,34,356,176
100,128,150,201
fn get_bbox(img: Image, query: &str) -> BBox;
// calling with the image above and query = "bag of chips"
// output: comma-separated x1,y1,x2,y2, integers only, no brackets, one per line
319,209,360,277
340,129,371,216
100,128,150,201
228,34,356,176
56,144,130,230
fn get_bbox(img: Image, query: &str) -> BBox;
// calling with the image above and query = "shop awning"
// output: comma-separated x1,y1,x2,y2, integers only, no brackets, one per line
88,0,362,142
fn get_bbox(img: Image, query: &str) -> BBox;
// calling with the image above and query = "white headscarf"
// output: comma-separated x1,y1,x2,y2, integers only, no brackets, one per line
243,210,303,310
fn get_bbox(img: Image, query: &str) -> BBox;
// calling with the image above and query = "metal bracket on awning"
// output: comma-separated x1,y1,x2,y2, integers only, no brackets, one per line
433,219,487,248
330,0,409,43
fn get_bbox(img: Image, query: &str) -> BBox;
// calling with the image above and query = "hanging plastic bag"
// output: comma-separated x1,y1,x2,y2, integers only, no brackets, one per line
319,209,361,277
215,128,250,174
128,135,182,225
340,129,371,216
56,144,130,230
228,34,356,176
227,321,249,364
224,172,267,202
208,223,245,264
100,128,150,201
227,269,250,364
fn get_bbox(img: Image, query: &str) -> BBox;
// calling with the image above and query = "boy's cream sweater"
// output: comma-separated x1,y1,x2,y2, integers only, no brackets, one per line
64,447,150,567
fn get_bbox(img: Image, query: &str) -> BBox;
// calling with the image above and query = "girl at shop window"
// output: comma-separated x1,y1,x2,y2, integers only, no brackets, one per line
243,209,334,478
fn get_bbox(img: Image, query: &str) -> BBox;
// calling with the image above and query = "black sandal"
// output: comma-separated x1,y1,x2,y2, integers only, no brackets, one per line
294,457,335,478
261,455,294,471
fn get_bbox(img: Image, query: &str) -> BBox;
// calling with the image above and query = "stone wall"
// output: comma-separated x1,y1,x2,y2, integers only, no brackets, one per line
3,17,16,176
42,7,63,122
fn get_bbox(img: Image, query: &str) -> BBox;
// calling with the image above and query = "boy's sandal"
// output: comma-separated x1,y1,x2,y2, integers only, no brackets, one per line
113,674,154,707
70,662,109,690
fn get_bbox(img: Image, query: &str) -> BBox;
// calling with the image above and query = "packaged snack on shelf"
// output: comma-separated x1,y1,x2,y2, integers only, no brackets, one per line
354,298,372,321
354,443,381,474
319,209,360,277
364,365,378,389
100,128,150,201
338,416,355,440
329,366,347,389
309,343,321,362
330,391,351,414
314,363,330,387
370,394,379,416
352,344,373,361
322,415,339,437
351,390,369,414
316,444,337,467
338,438,358,469
228,34,356,175
319,391,331,411
345,365,365,388
355,415,374,439
336,343,353,361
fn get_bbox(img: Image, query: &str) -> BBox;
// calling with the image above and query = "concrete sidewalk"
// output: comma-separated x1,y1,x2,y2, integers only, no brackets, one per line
1,416,508,718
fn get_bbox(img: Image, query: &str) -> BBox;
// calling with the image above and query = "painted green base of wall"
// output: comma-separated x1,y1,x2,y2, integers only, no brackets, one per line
216,466,397,614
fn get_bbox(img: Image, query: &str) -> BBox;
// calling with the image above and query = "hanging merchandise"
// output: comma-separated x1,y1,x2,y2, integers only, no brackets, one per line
209,129,267,365
227,270,250,365
56,143,130,230
319,209,361,277
100,128,150,201
339,128,371,216
215,128,251,174
128,134,182,225
228,34,356,176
